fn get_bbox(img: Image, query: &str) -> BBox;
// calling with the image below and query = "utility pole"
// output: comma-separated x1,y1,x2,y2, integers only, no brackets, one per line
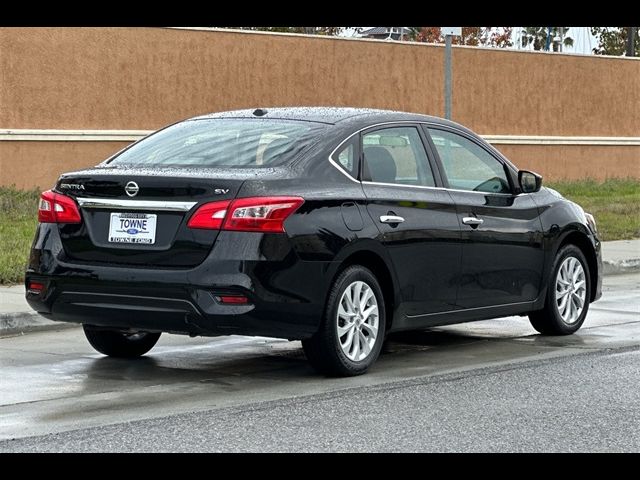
558,27,564,53
444,34,452,120
442,27,461,120
627,26,637,57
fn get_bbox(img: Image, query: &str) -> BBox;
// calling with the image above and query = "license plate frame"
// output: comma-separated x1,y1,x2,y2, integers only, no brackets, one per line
108,212,157,245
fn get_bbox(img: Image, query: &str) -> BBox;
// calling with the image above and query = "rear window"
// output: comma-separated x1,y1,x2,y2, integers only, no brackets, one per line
107,119,326,168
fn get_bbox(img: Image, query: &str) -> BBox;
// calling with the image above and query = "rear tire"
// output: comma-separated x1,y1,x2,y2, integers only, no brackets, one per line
83,325,161,358
529,244,591,335
303,265,386,376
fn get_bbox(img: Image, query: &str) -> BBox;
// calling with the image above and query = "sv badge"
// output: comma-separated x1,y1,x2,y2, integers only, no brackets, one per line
214,189,230,195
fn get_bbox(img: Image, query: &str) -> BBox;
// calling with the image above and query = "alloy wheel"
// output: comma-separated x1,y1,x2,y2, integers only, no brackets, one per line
555,256,587,325
336,281,379,361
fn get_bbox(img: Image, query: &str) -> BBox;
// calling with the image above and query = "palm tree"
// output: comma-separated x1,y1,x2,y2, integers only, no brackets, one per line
521,27,574,52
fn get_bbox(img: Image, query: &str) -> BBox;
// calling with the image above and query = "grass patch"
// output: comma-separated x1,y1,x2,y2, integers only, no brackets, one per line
0,179,638,285
0,187,40,285
547,178,640,241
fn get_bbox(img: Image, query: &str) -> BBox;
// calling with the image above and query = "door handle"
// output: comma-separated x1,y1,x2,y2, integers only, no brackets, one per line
380,215,405,224
462,216,484,226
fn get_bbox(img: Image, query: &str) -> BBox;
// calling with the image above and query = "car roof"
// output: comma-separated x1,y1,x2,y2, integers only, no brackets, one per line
193,107,465,129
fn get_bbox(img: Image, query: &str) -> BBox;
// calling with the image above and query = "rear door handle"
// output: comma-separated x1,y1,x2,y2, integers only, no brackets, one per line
462,216,484,226
380,215,405,224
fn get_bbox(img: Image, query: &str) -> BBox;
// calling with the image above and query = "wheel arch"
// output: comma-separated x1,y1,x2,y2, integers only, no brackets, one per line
330,248,399,331
556,229,599,302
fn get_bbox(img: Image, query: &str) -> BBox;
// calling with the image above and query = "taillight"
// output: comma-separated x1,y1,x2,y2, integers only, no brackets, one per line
187,200,231,229
188,196,304,233
224,197,304,233
38,190,81,224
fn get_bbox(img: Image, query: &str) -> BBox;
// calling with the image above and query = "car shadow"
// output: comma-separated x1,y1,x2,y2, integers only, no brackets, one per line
76,328,484,391
384,329,481,351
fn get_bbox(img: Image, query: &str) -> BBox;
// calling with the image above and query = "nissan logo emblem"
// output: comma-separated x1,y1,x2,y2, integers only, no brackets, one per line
125,181,139,197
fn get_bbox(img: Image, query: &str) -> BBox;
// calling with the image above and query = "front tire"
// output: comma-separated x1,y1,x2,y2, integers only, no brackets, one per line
83,325,161,358
529,244,591,335
302,265,386,376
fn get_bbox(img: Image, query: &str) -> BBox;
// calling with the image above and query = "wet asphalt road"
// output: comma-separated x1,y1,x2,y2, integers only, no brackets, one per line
1,274,638,452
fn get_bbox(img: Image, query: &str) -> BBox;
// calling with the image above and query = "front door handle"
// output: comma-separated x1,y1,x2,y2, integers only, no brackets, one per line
462,216,484,226
380,215,405,224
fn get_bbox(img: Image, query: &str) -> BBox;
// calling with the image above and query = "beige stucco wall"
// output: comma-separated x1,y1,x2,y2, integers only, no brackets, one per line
1,27,638,188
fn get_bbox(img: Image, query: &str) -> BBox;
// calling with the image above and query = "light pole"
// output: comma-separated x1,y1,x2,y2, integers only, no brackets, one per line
558,27,564,52
441,27,461,120
444,34,452,119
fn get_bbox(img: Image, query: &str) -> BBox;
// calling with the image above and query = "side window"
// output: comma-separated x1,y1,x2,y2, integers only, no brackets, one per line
332,138,358,177
362,127,435,187
428,129,511,194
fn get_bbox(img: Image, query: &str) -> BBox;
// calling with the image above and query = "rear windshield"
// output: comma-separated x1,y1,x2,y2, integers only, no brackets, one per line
107,118,326,168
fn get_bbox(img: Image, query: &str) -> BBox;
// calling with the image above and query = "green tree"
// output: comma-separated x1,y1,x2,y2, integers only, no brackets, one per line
408,27,513,47
591,27,639,56
521,27,573,52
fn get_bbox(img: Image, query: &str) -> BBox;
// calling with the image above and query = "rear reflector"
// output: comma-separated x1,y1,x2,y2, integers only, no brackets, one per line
27,281,45,294
38,190,81,224
188,196,304,233
216,295,249,305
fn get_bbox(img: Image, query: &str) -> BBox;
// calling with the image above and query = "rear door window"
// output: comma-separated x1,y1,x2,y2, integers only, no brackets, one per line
362,127,436,187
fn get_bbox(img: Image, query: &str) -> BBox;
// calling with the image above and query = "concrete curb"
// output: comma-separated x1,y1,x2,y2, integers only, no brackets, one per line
603,259,640,276
0,311,78,337
1,260,638,338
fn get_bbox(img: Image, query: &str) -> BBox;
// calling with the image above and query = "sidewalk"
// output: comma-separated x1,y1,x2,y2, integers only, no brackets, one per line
0,285,77,336
601,239,640,275
2,239,639,337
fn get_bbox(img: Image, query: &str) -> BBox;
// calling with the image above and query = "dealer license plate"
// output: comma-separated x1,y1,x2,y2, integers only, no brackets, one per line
108,212,157,244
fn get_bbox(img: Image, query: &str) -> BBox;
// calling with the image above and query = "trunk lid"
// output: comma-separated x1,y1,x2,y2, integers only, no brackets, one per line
55,166,250,267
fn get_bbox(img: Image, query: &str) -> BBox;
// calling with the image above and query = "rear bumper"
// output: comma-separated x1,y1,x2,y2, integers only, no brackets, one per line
26,225,334,340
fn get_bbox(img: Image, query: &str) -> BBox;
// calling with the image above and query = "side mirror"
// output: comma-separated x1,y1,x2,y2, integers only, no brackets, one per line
518,170,542,193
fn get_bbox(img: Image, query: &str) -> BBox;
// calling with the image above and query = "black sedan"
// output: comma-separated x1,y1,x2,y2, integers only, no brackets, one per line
26,107,602,376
